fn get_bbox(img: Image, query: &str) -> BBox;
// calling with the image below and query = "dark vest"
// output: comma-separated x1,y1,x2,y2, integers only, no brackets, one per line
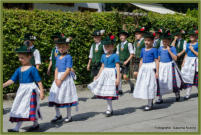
134,39,145,58
176,39,185,53
30,47,36,65
91,42,104,65
51,47,60,72
119,41,130,63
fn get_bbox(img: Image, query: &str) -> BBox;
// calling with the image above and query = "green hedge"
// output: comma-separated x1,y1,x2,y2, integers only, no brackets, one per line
3,9,197,94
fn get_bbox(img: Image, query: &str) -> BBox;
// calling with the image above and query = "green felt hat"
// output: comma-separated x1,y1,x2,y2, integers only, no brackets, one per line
51,32,61,39
161,31,173,40
154,28,163,34
174,29,186,36
15,45,33,53
188,29,198,35
24,33,36,41
144,32,155,40
134,26,146,34
92,30,102,36
118,30,129,37
103,35,116,45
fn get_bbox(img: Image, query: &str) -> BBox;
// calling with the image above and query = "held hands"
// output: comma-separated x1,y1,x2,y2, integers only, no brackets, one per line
155,72,159,79
55,79,62,87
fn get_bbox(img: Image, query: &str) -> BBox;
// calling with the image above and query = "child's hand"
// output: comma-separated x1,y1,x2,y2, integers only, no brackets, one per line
115,79,120,86
155,72,159,79
123,61,128,66
94,76,98,81
189,45,194,51
56,79,62,87
87,64,90,71
40,91,45,100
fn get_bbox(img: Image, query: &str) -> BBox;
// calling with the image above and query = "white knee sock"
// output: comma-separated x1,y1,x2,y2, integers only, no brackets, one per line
66,107,71,119
158,95,162,100
148,99,153,106
107,100,113,111
186,87,192,97
55,107,61,117
13,122,23,131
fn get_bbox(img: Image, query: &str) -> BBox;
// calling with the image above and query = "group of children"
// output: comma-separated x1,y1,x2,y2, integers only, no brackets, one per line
3,26,198,132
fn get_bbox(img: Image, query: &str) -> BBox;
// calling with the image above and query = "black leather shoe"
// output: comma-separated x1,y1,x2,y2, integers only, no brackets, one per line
155,99,163,104
118,90,123,95
8,129,19,132
26,124,39,132
51,115,62,123
105,110,113,117
91,95,97,99
144,106,152,111
64,117,73,123
129,84,134,93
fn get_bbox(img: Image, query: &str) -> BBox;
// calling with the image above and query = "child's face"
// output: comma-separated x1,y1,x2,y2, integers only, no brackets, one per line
18,53,32,65
162,39,171,47
190,35,197,42
144,38,153,48
93,36,101,43
57,44,69,54
119,34,127,42
135,32,143,40
104,45,114,53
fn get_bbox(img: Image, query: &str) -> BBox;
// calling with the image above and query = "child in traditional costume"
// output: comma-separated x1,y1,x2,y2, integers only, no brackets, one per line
116,30,134,94
3,45,45,132
153,28,163,49
181,29,198,100
24,33,41,70
156,31,183,104
48,35,78,123
88,35,120,117
87,30,106,99
133,32,159,111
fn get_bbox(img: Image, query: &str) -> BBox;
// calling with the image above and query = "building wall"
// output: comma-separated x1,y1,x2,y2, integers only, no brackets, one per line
33,3,104,12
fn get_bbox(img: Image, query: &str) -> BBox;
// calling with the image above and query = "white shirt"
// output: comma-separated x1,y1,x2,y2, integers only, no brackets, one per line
88,42,106,59
153,38,163,47
116,40,134,55
29,45,41,65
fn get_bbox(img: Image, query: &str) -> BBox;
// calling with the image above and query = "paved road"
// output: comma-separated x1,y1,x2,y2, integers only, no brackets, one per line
3,84,198,132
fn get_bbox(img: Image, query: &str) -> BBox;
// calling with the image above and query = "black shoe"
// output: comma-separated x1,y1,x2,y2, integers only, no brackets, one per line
64,117,72,123
8,129,19,132
105,110,113,117
51,115,62,123
144,106,152,111
184,96,190,100
118,90,123,95
91,95,97,99
176,95,180,102
155,99,163,104
26,124,39,132
129,84,134,93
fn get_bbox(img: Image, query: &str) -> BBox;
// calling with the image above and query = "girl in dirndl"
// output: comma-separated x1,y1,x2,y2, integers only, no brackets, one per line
3,45,45,132
133,32,159,111
181,29,198,100
48,35,78,123
155,31,184,104
88,35,120,117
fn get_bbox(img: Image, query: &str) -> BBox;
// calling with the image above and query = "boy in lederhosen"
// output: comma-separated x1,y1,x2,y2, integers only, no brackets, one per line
171,29,187,69
24,33,41,70
87,30,106,98
116,30,134,94
153,28,163,49
133,27,146,79
47,32,61,75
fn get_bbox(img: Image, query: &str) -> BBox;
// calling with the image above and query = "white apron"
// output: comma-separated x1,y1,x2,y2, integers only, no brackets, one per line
88,68,117,97
133,62,157,99
159,61,182,95
181,56,198,84
10,83,41,119
49,72,78,104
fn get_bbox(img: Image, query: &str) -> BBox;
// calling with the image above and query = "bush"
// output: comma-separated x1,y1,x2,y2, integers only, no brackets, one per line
3,9,197,94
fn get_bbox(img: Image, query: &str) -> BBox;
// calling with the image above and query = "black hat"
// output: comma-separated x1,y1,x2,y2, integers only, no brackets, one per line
54,34,72,44
144,32,155,40
118,30,129,37
24,33,36,41
161,30,173,40
15,45,33,53
92,30,105,36
134,26,146,34
174,29,186,36
188,29,198,35
103,35,116,45
51,32,61,39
